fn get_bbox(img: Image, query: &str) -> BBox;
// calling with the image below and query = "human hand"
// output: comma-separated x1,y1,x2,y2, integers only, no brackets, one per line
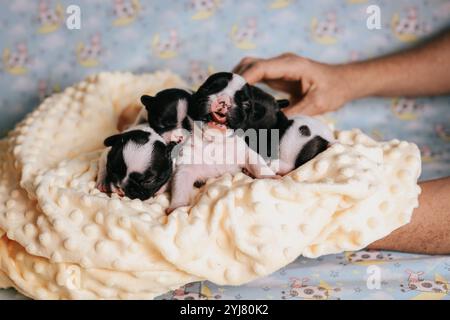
233,53,354,116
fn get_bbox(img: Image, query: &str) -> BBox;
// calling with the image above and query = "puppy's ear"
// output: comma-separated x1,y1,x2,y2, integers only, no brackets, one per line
276,99,290,109
294,136,329,168
104,130,150,147
104,133,122,147
141,95,155,110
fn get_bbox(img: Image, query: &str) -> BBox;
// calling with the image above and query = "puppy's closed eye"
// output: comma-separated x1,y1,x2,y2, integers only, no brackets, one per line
252,103,267,121
141,179,155,188
162,119,177,128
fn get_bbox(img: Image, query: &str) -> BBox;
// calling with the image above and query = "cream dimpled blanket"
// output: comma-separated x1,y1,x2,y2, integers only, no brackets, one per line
0,71,421,299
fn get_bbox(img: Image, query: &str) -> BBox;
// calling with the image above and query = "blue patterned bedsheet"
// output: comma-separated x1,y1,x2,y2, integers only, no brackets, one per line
2,250,450,300
1,0,449,299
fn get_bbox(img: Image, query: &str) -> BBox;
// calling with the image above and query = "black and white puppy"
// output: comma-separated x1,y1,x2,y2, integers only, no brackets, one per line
96,124,173,200
270,115,335,175
189,72,289,131
141,88,193,144
189,72,333,174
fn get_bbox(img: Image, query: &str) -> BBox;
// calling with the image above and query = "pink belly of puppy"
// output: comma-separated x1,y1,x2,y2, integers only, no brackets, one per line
179,132,245,178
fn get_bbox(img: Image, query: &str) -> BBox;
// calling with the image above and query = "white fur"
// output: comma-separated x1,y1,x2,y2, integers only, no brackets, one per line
169,125,276,211
160,98,193,144
275,116,334,175
208,73,246,107
122,125,164,181
123,140,155,178
221,74,246,97
176,99,188,128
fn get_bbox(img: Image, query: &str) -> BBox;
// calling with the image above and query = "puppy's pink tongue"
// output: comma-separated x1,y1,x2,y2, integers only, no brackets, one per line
210,95,231,124
211,112,227,124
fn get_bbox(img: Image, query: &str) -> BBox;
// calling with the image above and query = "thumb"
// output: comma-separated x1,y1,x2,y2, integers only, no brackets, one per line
283,95,315,117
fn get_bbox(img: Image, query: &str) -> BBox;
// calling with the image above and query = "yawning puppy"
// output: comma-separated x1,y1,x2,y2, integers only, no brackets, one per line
189,72,245,123
141,88,193,144
189,72,289,131
96,124,173,200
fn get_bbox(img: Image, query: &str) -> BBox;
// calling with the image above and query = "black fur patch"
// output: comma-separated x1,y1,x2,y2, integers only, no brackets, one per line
193,180,206,188
196,72,233,95
189,72,234,121
182,117,192,132
228,85,283,131
141,88,191,135
104,130,151,147
294,136,329,168
277,99,290,108
298,125,311,137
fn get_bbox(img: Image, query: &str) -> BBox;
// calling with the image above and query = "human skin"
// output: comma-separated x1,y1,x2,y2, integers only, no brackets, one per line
369,177,450,255
233,32,450,254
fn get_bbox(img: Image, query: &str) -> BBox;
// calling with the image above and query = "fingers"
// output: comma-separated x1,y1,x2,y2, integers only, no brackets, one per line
233,53,305,84
232,56,260,75
264,79,302,96
283,92,321,117
240,58,288,84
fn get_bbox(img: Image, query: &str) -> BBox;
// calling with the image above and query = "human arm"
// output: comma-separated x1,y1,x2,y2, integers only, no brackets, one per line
368,177,450,255
233,32,450,116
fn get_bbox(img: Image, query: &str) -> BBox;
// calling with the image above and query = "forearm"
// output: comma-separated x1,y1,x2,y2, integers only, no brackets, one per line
342,32,450,100
368,177,450,254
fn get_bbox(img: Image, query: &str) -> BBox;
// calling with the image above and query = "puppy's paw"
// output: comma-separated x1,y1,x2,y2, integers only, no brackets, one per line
241,168,255,178
96,182,108,193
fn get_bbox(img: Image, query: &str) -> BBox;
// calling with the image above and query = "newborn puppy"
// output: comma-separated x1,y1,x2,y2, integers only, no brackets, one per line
167,123,279,213
96,124,173,200
189,71,290,162
189,72,246,123
271,115,335,175
189,72,289,130
141,88,192,144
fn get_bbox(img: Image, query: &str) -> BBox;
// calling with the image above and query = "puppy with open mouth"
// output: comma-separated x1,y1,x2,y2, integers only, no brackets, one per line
96,72,333,207
189,72,334,175
189,72,289,131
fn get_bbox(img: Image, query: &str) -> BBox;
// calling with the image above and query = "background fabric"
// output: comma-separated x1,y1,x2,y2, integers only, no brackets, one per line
0,0,449,300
